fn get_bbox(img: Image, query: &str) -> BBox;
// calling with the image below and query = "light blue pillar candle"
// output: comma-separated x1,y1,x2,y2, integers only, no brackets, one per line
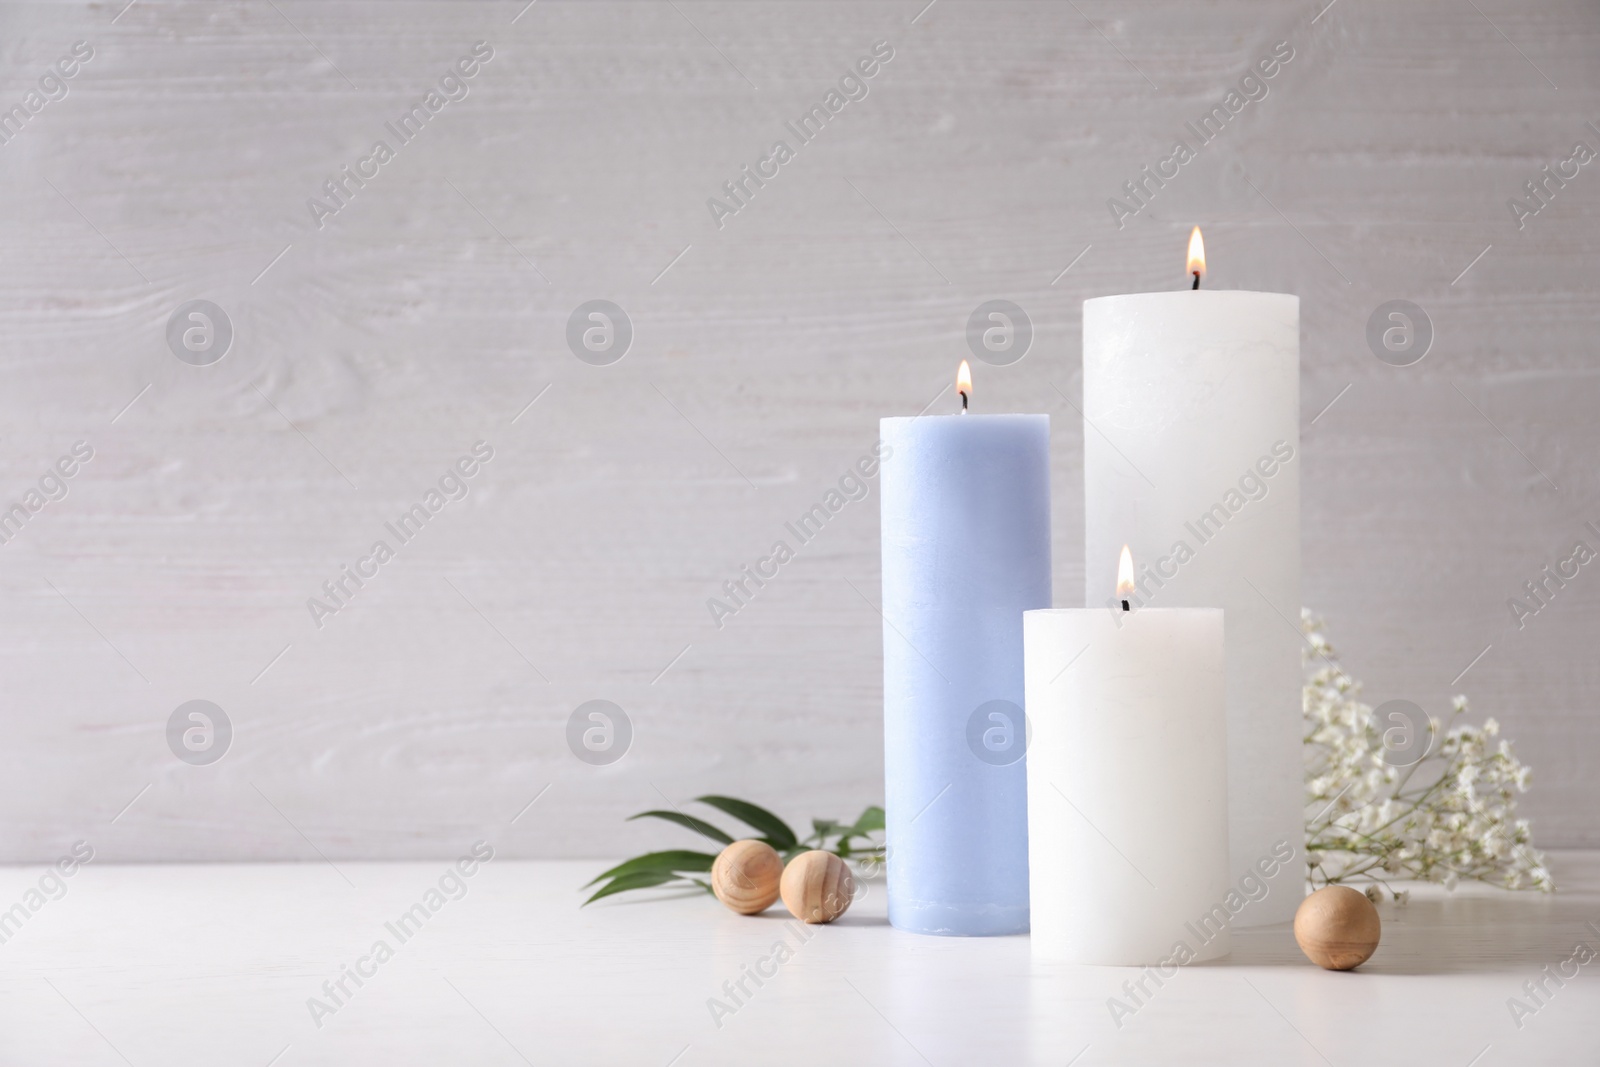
879,411,1051,936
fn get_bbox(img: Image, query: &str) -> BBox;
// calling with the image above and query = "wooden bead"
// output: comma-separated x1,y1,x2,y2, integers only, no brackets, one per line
1294,886,1381,970
711,840,783,915
780,850,854,924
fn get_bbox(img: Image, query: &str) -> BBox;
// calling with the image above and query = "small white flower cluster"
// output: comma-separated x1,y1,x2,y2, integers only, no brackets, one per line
1302,609,1553,900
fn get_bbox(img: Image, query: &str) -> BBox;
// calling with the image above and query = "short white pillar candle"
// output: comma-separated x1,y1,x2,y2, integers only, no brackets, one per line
1024,603,1231,965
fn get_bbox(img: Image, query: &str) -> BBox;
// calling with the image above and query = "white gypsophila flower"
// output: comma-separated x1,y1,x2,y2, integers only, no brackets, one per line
1301,610,1551,896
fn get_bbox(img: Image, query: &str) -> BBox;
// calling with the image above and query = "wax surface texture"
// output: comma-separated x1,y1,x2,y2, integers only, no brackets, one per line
879,413,1050,936
1083,290,1301,926
1024,607,1230,965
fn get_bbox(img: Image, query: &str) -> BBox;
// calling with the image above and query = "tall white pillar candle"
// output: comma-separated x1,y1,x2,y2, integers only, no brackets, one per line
1082,286,1301,925
1024,605,1229,964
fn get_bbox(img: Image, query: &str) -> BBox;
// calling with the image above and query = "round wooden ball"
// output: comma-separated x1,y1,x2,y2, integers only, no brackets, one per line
711,840,783,915
780,850,854,924
1294,886,1381,970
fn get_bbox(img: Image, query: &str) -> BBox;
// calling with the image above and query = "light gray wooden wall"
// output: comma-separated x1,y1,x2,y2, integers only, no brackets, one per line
1,0,1595,862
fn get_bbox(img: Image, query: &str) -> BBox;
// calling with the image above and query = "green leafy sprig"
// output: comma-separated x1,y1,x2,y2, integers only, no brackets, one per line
583,796,885,905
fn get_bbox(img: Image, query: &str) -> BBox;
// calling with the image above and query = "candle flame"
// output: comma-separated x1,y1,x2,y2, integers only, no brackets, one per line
1187,226,1206,280
957,360,972,403
1116,544,1136,598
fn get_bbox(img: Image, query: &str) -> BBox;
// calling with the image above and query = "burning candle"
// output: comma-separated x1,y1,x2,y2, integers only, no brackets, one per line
1081,229,1301,925
879,363,1050,936
1024,547,1230,965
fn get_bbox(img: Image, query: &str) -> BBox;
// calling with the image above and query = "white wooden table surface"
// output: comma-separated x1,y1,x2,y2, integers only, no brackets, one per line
1,851,1596,1066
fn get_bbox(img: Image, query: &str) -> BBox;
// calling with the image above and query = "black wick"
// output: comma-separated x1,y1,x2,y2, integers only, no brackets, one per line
1121,598,1130,611
1192,271,1201,290
959,390,969,411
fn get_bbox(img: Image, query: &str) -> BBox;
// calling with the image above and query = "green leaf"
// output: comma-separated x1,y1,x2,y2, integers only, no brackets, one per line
695,796,797,849
584,869,686,905
811,819,845,839
849,805,886,835
627,810,735,846
825,806,887,857
583,850,719,888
